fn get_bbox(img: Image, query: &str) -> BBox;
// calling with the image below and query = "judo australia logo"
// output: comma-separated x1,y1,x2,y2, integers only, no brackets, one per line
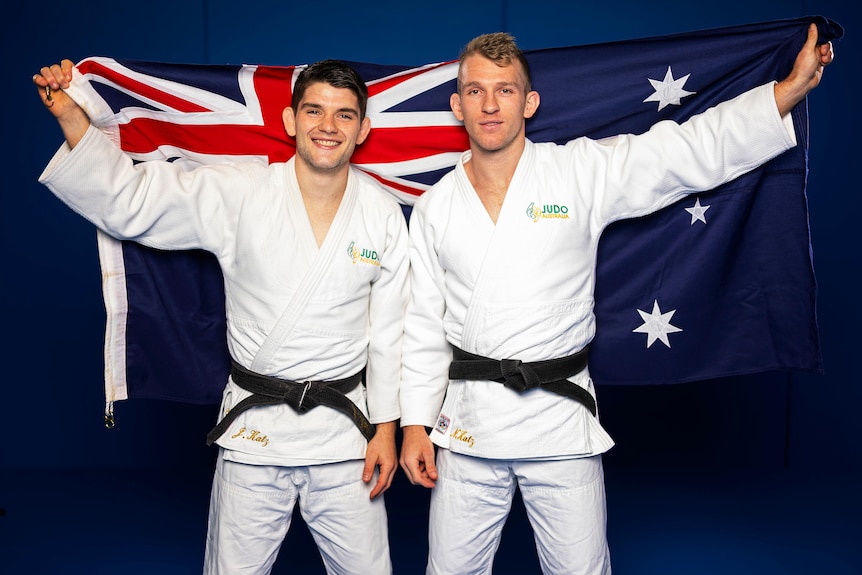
347,241,380,266
526,202,570,222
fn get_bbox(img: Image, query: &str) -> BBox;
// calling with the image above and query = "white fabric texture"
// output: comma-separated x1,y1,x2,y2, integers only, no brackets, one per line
204,454,391,575
427,450,610,575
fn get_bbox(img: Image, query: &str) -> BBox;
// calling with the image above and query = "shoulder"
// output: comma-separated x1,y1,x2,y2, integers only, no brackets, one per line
413,167,458,214
522,138,591,167
531,137,594,156
351,167,410,228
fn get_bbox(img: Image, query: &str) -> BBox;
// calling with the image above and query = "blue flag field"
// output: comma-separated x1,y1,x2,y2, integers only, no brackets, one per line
61,16,842,406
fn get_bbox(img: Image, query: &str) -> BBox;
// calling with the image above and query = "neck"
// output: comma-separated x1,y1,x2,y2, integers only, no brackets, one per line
463,138,526,224
294,159,350,246
294,158,350,202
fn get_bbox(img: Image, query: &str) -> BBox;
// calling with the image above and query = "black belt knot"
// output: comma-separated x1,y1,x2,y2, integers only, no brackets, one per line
296,381,313,412
500,359,541,392
449,346,597,416
205,361,375,446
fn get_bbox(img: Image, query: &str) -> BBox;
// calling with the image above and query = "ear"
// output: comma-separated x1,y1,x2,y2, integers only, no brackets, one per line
282,107,297,137
356,116,372,145
524,90,540,119
450,92,464,122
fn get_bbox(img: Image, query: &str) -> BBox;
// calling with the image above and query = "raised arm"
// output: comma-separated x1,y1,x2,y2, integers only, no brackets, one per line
774,23,835,116
33,59,91,148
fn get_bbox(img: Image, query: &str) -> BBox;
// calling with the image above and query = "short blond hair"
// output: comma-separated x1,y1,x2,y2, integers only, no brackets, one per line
458,32,532,91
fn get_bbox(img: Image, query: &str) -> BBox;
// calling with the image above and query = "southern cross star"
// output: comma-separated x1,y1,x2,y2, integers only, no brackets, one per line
643,66,696,111
633,300,683,348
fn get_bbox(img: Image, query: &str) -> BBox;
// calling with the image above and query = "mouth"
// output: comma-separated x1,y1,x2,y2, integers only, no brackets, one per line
312,138,341,148
478,120,503,132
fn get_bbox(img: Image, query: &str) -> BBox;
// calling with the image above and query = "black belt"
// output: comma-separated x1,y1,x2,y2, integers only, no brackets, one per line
206,360,375,445
448,346,596,416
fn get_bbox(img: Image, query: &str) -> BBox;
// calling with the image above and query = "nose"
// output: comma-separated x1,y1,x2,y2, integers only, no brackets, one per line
481,93,499,114
318,113,337,133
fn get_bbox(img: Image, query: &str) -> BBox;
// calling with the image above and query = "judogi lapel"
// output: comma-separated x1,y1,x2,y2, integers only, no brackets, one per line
460,148,532,355
250,160,359,374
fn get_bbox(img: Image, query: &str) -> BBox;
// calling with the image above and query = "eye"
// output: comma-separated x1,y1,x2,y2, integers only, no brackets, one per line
338,113,355,120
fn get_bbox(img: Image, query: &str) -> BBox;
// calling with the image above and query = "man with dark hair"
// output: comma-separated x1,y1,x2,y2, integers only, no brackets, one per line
400,27,833,575
35,58,407,575
291,59,369,116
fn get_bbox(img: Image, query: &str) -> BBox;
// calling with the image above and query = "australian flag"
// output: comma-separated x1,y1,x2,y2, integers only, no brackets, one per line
60,16,842,409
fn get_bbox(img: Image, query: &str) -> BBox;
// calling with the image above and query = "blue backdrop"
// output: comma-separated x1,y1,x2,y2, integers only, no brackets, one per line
2,0,859,491
2,1,860,573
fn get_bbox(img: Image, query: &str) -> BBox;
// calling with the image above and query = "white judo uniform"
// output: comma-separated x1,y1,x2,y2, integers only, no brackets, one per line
400,82,797,574
40,125,409,574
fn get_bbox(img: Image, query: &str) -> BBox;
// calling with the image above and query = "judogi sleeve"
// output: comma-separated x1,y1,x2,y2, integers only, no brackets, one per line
39,125,249,254
579,82,797,226
400,200,452,428
366,201,410,424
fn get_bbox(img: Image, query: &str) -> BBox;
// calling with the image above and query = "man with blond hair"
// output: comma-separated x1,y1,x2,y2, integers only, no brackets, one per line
400,28,833,575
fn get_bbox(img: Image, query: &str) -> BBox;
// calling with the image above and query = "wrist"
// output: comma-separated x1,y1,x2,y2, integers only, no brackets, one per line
403,424,430,438
373,420,397,438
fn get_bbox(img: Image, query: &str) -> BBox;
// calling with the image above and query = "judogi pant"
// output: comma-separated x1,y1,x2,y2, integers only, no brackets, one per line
428,450,611,575
204,452,392,575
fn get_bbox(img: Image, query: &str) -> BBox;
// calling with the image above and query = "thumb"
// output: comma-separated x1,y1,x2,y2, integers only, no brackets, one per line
425,449,438,480
806,22,818,48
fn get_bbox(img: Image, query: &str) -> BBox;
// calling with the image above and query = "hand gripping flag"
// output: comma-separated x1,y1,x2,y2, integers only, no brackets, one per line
59,16,842,415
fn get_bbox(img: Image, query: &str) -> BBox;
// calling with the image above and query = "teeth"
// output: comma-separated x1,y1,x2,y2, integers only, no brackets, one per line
315,139,339,147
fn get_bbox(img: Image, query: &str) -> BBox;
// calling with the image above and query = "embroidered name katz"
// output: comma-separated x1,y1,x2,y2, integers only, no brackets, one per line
230,427,270,447
347,241,381,266
450,427,475,448
526,202,570,222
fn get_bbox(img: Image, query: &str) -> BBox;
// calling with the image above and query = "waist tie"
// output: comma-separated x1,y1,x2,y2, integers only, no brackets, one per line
448,346,596,416
206,360,375,445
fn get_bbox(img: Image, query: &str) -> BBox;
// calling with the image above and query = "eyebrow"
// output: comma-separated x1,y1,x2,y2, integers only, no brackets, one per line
462,80,520,90
299,102,360,116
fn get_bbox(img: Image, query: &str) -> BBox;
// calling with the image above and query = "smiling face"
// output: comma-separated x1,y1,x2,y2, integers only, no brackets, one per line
450,54,539,157
283,81,371,175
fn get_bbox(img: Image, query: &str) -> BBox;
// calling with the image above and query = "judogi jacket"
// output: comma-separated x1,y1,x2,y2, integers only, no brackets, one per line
400,83,797,460
40,126,409,466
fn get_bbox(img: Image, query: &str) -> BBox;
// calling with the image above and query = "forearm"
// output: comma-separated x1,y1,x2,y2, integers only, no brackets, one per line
56,105,92,149
774,76,814,118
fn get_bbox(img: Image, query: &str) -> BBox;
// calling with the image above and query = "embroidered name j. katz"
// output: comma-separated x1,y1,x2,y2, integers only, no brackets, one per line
231,427,270,447
347,241,381,266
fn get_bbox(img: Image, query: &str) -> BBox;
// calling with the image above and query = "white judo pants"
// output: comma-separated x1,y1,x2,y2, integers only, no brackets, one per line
427,450,611,575
203,451,391,575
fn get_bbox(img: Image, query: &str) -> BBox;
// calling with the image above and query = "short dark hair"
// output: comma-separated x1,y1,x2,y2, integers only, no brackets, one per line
458,32,532,92
291,59,369,119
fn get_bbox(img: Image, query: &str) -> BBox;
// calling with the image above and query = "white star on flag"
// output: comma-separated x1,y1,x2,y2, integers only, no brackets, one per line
685,197,710,224
633,300,683,348
643,66,696,110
